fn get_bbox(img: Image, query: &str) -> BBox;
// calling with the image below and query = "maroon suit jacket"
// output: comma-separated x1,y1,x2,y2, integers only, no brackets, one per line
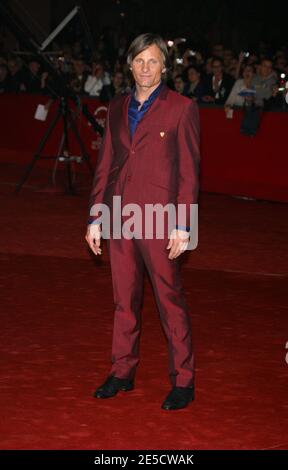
88,82,200,237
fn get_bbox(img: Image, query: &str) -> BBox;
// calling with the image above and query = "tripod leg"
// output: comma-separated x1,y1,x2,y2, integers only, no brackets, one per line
15,106,62,194
61,102,77,195
68,108,95,176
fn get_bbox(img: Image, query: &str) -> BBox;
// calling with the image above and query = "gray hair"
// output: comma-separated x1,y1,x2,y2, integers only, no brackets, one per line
126,33,170,71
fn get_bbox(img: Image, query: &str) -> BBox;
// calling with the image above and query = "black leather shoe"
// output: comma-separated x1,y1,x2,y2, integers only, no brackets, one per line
161,385,195,410
93,375,134,398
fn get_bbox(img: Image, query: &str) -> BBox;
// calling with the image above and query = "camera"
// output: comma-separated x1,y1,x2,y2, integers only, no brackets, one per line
278,73,286,92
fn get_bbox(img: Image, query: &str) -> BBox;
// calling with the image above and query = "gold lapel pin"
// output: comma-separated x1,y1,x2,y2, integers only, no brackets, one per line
160,131,165,137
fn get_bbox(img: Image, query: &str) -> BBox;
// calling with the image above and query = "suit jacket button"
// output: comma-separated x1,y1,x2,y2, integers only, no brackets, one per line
131,150,135,154
127,175,131,181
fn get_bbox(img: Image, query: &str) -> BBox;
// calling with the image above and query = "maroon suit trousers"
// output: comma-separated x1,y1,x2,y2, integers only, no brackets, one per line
106,235,195,388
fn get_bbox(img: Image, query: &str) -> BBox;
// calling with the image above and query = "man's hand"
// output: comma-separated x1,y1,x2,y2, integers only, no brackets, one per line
166,229,190,259
85,223,102,256
271,85,279,97
238,51,245,64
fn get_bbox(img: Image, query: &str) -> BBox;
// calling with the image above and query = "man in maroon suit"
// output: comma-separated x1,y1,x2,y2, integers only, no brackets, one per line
85,33,200,410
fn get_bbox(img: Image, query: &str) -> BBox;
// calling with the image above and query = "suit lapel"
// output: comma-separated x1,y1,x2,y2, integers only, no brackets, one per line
121,82,169,148
122,93,131,147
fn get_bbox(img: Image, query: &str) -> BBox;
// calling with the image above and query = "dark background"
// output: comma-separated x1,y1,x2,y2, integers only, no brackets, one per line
1,0,287,54
52,0,288,47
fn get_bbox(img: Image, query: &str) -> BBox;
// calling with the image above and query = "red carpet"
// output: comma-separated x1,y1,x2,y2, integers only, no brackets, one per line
0,162,287,450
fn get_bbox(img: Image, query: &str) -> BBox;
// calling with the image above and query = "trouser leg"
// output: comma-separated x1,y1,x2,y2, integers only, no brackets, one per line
106,237,145,380
134,237,195,388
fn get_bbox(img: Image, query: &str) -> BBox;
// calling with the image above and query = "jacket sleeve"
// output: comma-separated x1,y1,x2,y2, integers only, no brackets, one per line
176,100,200,230
87,103,114,224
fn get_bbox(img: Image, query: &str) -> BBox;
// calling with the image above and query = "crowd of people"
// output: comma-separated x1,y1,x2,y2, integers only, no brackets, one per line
0,36,287,111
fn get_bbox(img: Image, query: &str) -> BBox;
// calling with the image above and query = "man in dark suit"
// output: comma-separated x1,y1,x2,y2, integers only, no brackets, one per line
85,33,200,410
203,56,235,105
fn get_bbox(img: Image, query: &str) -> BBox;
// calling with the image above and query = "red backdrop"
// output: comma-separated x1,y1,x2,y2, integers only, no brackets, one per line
0,93,287,201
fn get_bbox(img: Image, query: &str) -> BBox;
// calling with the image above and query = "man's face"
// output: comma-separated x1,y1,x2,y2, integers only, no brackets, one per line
276,58,286,70
261,60,273,78
243,66,254,80
92,63,103,76
212,60,223,76
73,60,85,75
131,44,164,88
174,77,183,91
29,61,40,74
113,72,123,87
188,68,199,83
212,44,224,58
8,60,18,74
224,49,233,59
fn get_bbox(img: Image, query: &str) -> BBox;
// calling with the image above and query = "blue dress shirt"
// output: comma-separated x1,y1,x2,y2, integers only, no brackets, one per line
128,79,164,138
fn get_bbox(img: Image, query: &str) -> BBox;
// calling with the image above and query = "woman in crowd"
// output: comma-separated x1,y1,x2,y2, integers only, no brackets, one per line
225,64,260,108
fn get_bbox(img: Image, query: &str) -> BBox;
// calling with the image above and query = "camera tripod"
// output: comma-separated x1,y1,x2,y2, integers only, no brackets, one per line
15,96,95,194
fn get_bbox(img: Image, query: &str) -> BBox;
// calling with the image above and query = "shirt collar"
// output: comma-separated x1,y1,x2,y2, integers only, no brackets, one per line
130,79,164,105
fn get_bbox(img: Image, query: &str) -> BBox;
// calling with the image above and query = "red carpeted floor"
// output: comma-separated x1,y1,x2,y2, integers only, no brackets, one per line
0,162,287,450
